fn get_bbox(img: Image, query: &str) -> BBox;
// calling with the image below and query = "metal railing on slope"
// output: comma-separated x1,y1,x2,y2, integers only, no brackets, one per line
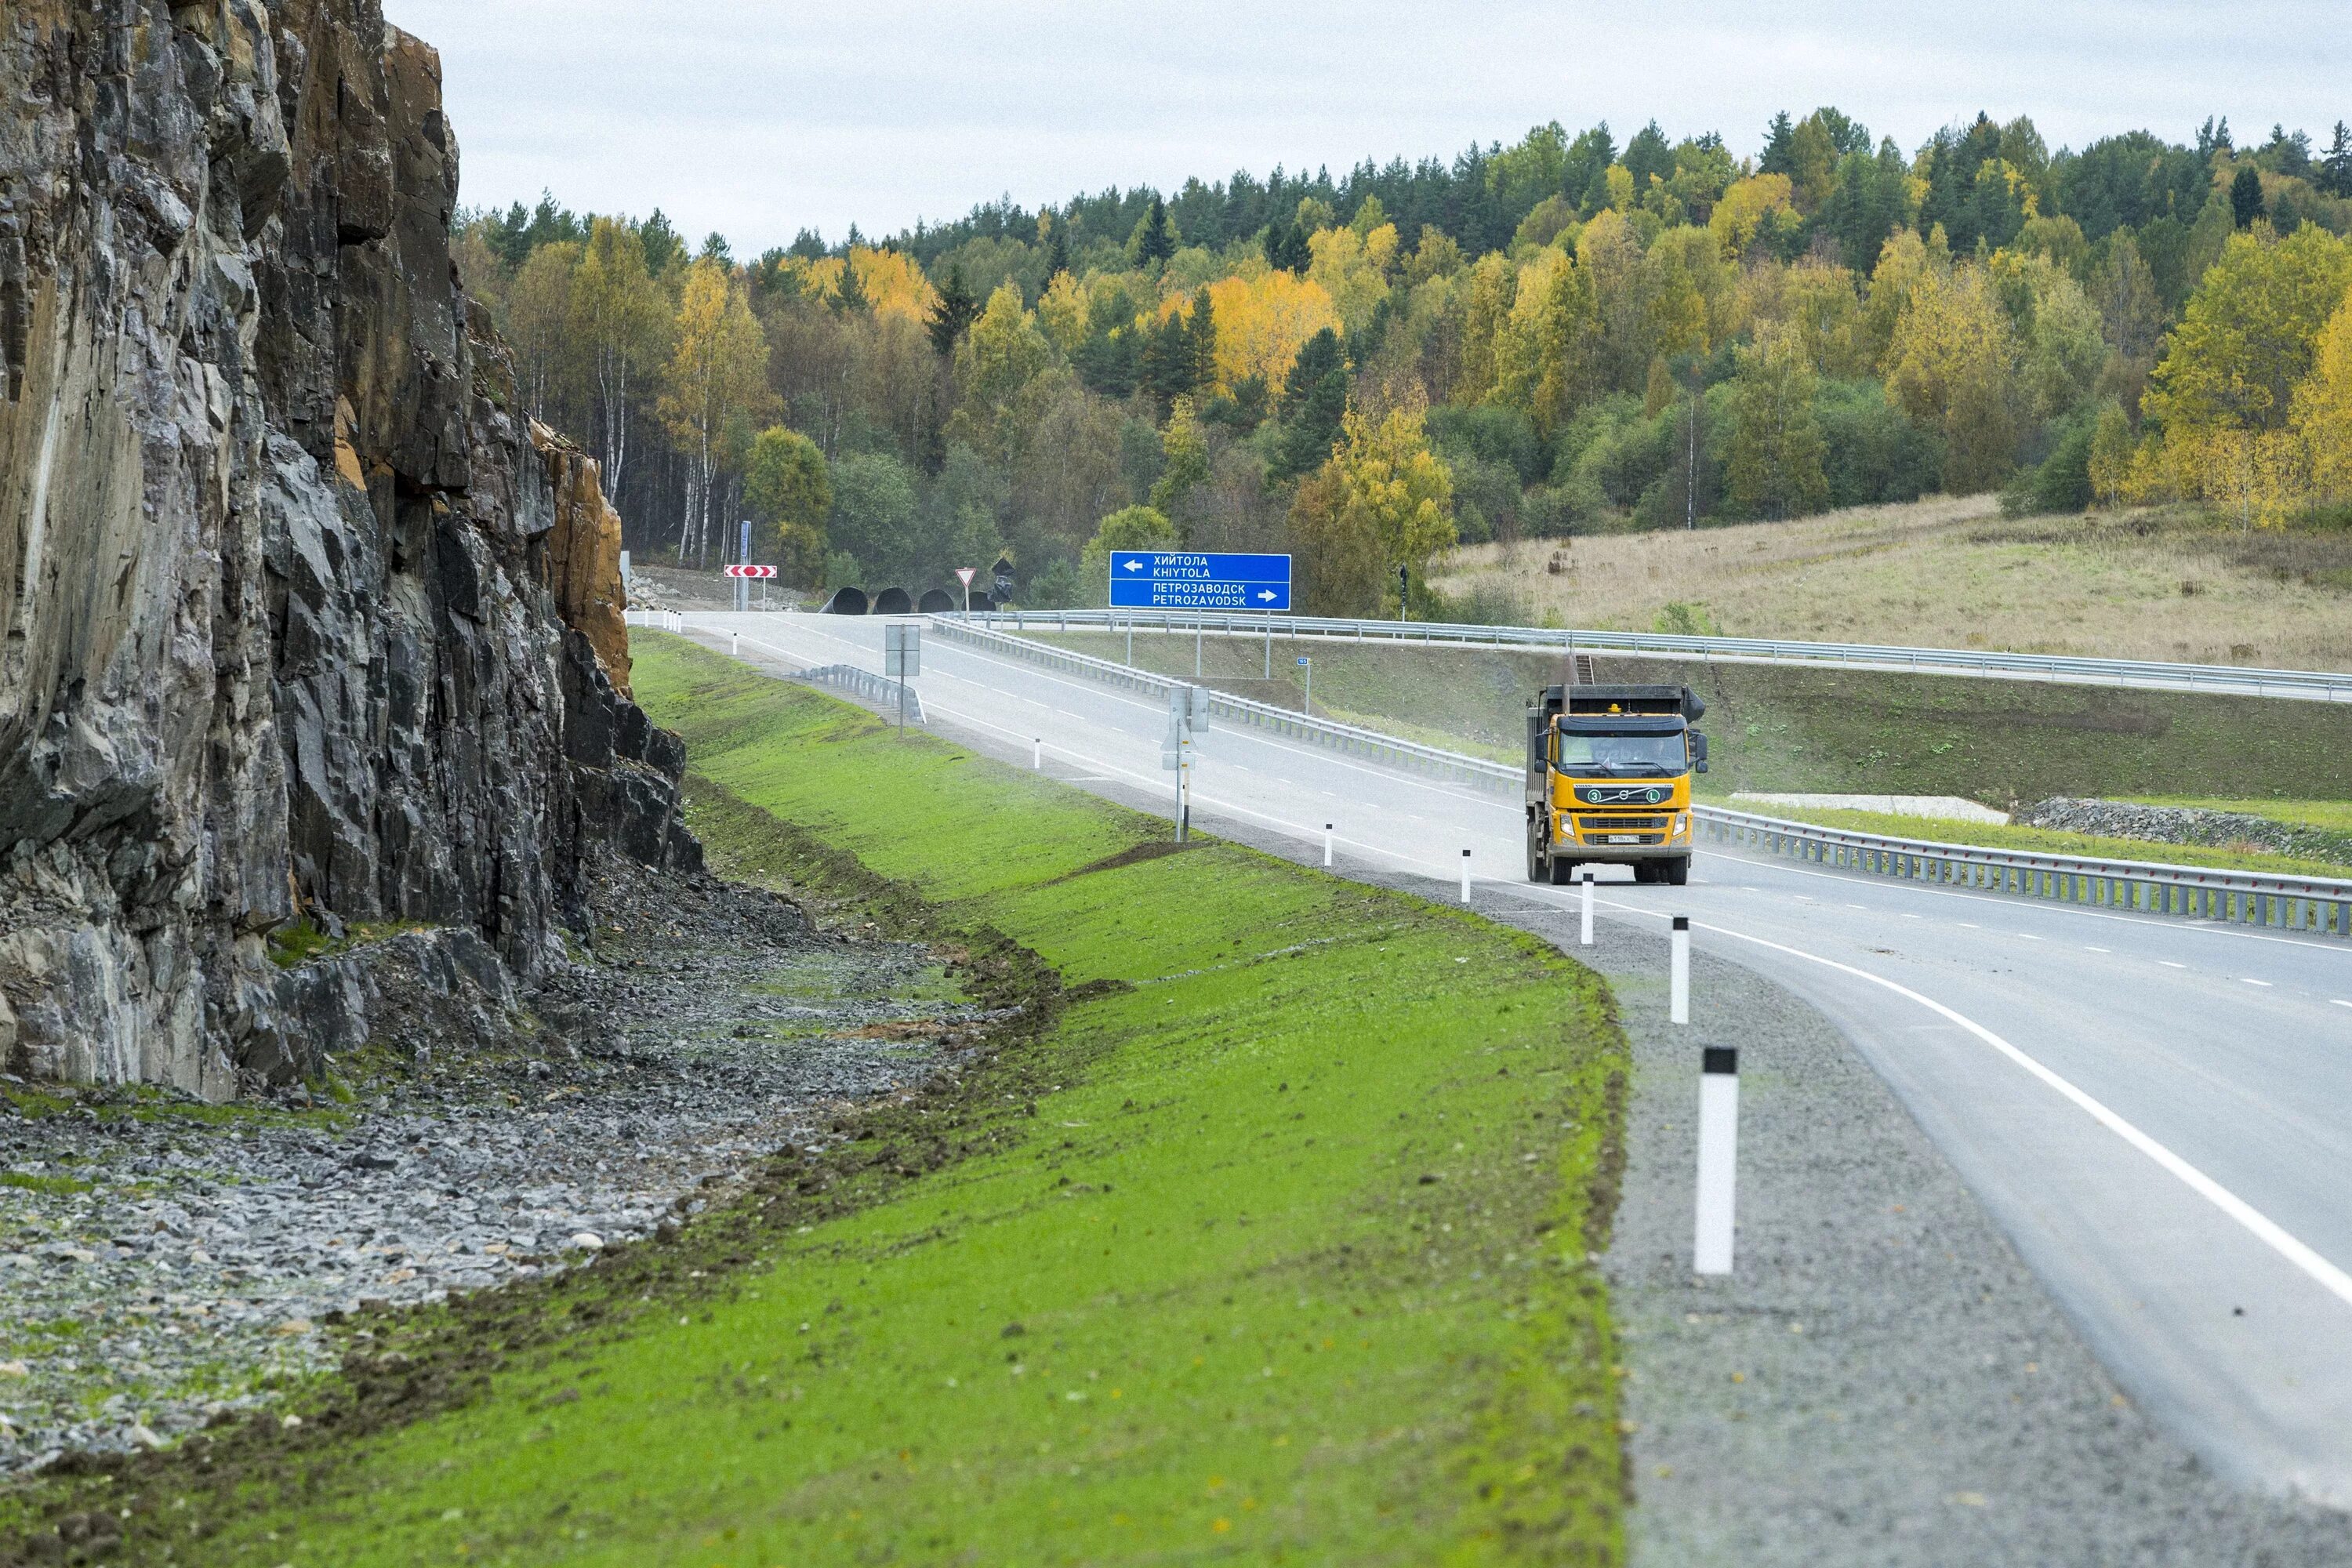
784,663,926,724
928,618,1517,793
946,609,2352,704
934,615,2352,938
1697,807,2352,938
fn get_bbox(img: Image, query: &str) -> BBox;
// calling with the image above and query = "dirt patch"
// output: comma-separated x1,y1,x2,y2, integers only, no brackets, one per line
1042,839,1192,884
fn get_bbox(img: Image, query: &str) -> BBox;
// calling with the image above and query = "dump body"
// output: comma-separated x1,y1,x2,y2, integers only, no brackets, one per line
1523,685,1708,885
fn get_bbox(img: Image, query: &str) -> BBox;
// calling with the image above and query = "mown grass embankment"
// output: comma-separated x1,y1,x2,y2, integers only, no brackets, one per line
21,633,1632,1566
1029,628,2352,805
1735,805,2352,880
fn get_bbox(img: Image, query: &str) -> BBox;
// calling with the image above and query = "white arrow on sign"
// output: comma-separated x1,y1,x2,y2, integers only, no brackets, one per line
1123,559,1145,572
1257,590,1277,601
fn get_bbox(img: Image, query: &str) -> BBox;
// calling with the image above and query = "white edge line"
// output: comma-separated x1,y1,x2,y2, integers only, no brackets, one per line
1675,911,2352,1312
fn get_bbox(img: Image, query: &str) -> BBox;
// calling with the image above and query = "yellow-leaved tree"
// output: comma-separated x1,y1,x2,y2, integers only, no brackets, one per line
659,258,772,566
1886,264,2022,492
2292,289,2352,503
1204,269,1341,395
1492,249,1599,436
1308,221,1399,338
570,217,670,498
1333,402,1456,613
950,284,1055,465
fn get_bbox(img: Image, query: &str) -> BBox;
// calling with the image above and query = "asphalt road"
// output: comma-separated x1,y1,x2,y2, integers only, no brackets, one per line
679,609,2352,1518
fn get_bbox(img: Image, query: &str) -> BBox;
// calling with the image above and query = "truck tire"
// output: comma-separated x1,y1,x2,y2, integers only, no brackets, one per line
1548,855,1578,886
1663,857,1690,887
1526,821,1545,883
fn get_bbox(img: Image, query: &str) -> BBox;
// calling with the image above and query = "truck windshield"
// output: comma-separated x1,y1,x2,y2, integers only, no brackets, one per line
1552,731,1688,777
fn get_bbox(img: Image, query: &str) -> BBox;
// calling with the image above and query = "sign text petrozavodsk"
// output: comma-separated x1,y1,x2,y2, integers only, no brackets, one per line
1108,551,1291,611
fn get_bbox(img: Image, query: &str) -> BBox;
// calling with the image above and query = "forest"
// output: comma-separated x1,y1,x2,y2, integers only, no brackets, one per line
456,111,2352,614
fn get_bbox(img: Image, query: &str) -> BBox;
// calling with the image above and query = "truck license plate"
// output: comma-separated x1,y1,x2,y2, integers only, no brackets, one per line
1606,834,1640,844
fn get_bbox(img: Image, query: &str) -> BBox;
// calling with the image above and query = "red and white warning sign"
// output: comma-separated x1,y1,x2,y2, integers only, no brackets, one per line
954,567,977,586
723,564,778,579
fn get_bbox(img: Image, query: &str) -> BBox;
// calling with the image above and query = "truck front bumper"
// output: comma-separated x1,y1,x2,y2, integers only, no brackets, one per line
1552,810,1692,858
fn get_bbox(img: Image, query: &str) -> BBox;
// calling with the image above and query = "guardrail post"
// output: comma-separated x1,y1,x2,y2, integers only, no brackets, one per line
1693,1046,1738,1276
1670,916,1691,1025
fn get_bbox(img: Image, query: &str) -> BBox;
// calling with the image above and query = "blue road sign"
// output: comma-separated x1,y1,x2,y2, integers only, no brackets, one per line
1108,550,1291,611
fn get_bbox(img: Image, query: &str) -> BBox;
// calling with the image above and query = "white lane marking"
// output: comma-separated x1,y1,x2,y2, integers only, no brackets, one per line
2335,1000,2352,1010
1900,913,1922,920
2241,978,2274,988
1958,922,1980,929
1845,903,1867,910
2086,946,2111,953
1560,891,2352,1316
2017,933,2045,941
2161,961,2188,969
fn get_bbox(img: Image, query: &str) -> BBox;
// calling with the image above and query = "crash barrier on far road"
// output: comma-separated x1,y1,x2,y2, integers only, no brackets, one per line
781,662,926,724
931,615,2352,939
929,618,1517,793
1698,807,2352,938
949,609,2352,705
624,608,687,633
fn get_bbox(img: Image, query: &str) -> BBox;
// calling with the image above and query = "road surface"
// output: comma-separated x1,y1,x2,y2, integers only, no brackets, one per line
678,609,2352,1512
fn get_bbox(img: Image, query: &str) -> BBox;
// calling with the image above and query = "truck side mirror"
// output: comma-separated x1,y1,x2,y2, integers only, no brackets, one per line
1691,731,1710,775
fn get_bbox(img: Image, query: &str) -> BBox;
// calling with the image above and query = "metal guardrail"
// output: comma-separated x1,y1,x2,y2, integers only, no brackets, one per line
929,618,1516,793
934,616,2351,938
948,609,2352,704
782,663,926,724
1697,807,2352,938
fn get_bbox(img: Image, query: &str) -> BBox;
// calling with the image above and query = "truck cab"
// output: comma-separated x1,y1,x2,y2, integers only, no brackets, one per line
1526,684,1708,886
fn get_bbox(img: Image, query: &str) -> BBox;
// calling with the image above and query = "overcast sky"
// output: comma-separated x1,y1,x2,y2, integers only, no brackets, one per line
383,0,2351,256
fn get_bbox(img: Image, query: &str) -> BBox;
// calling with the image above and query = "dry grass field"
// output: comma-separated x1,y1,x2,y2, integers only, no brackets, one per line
1428,498,2352,671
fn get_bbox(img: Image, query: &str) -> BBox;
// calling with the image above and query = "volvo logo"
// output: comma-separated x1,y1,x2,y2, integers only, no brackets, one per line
1582,786,1666,804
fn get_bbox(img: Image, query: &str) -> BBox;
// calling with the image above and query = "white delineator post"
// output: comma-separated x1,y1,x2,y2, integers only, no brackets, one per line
1580,869,1595,946
1460,848,1472,904
1670,914,1691,1025
730,631,740,658
1323,823,1334,867
1033,737,1043,771
1693,1046,1739,1274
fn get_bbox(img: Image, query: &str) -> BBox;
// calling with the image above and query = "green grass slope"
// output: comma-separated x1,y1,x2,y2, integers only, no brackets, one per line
56,635,1631,1566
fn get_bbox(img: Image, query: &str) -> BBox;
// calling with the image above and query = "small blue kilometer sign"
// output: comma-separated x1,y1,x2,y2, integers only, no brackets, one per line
1108,551,1292,611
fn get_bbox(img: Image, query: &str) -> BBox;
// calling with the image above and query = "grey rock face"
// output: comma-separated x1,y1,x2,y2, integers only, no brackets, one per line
0,0,695,1096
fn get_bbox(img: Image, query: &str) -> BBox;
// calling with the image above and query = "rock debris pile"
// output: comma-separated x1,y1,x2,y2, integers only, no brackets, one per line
2020,798,2352,866
0,864,984,1472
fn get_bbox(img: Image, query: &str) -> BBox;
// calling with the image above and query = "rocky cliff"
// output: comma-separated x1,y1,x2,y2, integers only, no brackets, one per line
0,0,695,1096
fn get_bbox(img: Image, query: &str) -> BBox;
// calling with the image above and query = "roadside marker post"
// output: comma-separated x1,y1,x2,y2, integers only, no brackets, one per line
1323,823,1334,867
730,631,739,659
1693,1047,1739,1275
1033,737,1042,770
1670,915,1691,1024
1298,656,1312,716
1580,869,1595,946
1461,849,1472,904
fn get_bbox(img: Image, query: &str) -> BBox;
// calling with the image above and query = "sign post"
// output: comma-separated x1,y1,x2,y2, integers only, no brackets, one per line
738,521,753,612
1108,551,1292,612
1298,655,1312,717
1161,685,1210,841
884,622,920,735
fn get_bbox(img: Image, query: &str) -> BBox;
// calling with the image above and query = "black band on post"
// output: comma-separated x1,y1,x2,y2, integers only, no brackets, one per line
1672,916,1690,931
1702,1047,1737,1076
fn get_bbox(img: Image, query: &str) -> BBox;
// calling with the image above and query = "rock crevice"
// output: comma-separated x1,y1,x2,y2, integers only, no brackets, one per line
0,0,694,1094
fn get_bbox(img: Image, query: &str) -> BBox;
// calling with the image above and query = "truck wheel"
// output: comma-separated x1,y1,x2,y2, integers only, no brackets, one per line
1663,857,1690,887
1548,855,1578,886
1526,821,1545,883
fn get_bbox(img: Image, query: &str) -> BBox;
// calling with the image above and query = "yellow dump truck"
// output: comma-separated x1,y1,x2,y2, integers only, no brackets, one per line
1525,684,1709,886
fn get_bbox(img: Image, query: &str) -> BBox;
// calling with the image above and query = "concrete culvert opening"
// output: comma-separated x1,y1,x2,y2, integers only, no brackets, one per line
918,588,956,614
822,586,869,615
873,587,913,615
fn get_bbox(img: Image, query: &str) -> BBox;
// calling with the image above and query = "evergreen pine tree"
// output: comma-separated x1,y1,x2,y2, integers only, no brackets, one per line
926,263,978,354
833,254,871,315
2230,163,2266,228
1134,194,1178,267
1044,223,1070,281
1185,289,1218,392
1759,111,1798,175
1274,328,1348,478
1262,220,1293,272
2323,123,2352,198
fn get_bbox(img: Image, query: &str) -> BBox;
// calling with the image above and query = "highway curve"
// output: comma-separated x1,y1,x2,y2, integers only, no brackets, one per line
681,609,2352,1528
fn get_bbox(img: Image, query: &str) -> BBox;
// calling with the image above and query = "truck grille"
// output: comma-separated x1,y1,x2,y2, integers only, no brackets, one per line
1575,815,1667,831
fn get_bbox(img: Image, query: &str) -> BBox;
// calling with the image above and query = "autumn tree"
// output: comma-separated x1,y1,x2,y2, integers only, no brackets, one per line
1149,397,1210,527
506,241,580,423
1886,264,2022,492
2141,227,2352,435
949,283,1054,461
1327,402,1457,613
1726,331,1828,517
570,218,668,497
659,258,773,565
744,426,831,583
1078,504,1177,604
2292,290,2352,502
